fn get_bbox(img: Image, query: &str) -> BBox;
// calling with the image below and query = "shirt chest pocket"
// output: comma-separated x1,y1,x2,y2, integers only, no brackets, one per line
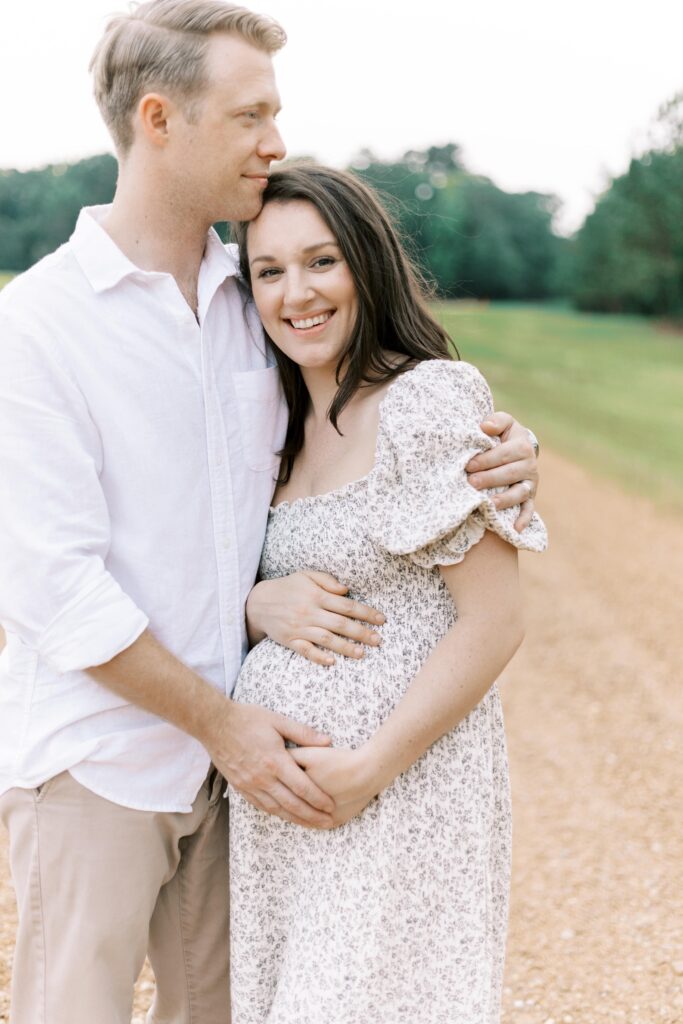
231,366,288,473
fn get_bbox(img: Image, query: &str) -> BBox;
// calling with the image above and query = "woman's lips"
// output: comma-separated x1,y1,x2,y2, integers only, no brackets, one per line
289,311,333,329
285,310,336,334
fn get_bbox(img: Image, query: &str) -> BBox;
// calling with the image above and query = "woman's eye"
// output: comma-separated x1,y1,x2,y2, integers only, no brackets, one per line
257,267,281,279
312,256,336,269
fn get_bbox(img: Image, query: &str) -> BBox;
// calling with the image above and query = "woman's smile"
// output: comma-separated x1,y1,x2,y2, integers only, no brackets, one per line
285,310,335,334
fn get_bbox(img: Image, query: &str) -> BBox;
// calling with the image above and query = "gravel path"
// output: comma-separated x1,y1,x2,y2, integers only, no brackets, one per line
1,448,681,1023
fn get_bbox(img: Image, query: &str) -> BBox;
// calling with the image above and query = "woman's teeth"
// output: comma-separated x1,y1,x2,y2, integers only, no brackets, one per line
290,312,332,329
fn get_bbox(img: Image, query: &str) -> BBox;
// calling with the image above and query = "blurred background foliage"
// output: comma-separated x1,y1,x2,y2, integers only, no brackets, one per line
353,142,569,303
0,154,118,272
0,92,681,318
573,93,683,316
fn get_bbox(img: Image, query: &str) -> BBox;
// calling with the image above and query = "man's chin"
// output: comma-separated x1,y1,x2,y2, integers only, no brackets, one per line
221,193,265,225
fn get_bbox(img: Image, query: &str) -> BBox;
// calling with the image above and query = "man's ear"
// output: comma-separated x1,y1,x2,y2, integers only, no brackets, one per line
136,92,173,148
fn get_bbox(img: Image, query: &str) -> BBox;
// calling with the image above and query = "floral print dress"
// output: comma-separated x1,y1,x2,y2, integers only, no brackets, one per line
229,360,547,1024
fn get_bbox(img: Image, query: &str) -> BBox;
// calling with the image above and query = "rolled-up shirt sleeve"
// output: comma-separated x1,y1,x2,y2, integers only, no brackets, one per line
0,314,149,673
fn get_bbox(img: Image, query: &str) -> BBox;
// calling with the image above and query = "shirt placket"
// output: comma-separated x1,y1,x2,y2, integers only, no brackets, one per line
199,324,241,695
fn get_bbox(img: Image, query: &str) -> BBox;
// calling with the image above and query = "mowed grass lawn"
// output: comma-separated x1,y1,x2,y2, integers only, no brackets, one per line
1,272,680,510
437,302,683,510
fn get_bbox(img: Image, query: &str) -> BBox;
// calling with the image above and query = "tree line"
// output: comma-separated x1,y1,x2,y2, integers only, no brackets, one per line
354,143,567,302
1,93,681,317
573,93,683,316
0,146,567,303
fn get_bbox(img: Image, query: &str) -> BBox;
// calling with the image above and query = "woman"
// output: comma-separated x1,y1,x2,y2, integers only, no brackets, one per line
229,165,547,1024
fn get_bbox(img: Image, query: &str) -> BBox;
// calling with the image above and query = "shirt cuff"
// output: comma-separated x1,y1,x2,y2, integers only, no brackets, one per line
38,573,150,674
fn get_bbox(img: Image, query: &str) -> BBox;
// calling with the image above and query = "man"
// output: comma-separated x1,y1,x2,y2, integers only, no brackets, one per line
0,2,539,1021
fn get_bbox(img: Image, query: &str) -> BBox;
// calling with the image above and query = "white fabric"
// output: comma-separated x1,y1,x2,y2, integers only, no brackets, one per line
0,206,287,811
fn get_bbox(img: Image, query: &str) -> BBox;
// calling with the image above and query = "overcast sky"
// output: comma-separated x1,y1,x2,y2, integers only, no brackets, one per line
1,0,681,233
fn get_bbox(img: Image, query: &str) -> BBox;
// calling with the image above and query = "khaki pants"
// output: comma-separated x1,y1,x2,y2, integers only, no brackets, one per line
0,768,230,1024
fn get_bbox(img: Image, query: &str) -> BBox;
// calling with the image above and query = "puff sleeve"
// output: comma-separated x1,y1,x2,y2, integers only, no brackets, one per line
366,360,547,568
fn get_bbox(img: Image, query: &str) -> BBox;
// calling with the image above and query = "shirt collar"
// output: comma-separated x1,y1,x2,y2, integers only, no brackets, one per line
70,204,240,295
198,226,241,315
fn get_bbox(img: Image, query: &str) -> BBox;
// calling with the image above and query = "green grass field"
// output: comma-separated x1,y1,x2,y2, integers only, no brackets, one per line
436,302,683,510
1,271,680,509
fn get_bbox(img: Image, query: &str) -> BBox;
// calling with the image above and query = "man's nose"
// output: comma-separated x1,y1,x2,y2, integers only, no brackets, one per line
259,121,286,164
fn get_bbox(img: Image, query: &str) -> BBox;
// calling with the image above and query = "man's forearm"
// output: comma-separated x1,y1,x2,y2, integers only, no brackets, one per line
89,628,227,746
88,627,336,828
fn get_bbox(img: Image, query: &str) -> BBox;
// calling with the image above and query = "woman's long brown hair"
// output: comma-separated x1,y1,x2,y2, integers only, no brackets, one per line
233,164,457,484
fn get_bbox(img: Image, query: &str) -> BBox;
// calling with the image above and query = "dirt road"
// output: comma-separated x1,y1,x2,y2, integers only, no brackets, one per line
1,448,682,1023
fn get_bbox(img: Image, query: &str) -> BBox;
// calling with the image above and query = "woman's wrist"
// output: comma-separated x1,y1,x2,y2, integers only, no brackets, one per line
244,581,268,646
357,735,403,796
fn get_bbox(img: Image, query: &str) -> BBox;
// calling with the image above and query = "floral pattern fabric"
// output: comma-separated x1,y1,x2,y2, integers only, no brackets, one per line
229,360,547,1024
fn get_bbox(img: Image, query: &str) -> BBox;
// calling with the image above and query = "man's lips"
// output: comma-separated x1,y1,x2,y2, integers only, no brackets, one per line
243,174,269,187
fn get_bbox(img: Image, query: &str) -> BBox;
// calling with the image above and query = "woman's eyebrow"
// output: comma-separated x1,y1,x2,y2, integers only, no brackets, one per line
301,240,339,253
250,240,339,267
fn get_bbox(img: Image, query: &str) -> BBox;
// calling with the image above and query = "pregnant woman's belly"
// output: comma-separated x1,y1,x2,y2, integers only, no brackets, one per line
232,610,509,849
234,614,447,749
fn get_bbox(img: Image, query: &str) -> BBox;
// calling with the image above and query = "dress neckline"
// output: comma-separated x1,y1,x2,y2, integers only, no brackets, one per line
269,473,369,514
268,361,434,516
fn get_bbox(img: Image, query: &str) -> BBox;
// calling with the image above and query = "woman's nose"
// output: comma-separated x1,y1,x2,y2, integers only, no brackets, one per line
283,271,314,309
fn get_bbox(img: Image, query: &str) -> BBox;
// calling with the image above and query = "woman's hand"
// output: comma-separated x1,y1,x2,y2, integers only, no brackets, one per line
290,745,379,827
245,571,385,665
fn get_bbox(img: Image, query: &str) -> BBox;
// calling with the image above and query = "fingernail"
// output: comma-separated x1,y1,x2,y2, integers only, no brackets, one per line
375,614,385,624
369,635,381,646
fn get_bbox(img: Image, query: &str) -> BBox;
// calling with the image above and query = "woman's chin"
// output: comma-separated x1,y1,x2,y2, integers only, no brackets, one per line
273,348,339,373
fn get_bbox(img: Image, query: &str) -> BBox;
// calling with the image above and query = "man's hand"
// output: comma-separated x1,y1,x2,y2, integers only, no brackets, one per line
466,413,539,532
89,630,336,829
204,700,336,828
246,571,385,665
290,745,378,828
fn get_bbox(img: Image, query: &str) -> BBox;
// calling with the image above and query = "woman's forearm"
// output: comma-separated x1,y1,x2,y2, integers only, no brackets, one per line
284,606,524,830
360,532,524,795
361,610,524,794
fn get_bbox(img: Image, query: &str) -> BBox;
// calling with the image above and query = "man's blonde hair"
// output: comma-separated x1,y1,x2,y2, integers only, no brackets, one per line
90,0,286,153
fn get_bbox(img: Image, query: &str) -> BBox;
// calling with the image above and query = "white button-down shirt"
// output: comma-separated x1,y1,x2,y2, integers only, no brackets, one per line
0,206,287,812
